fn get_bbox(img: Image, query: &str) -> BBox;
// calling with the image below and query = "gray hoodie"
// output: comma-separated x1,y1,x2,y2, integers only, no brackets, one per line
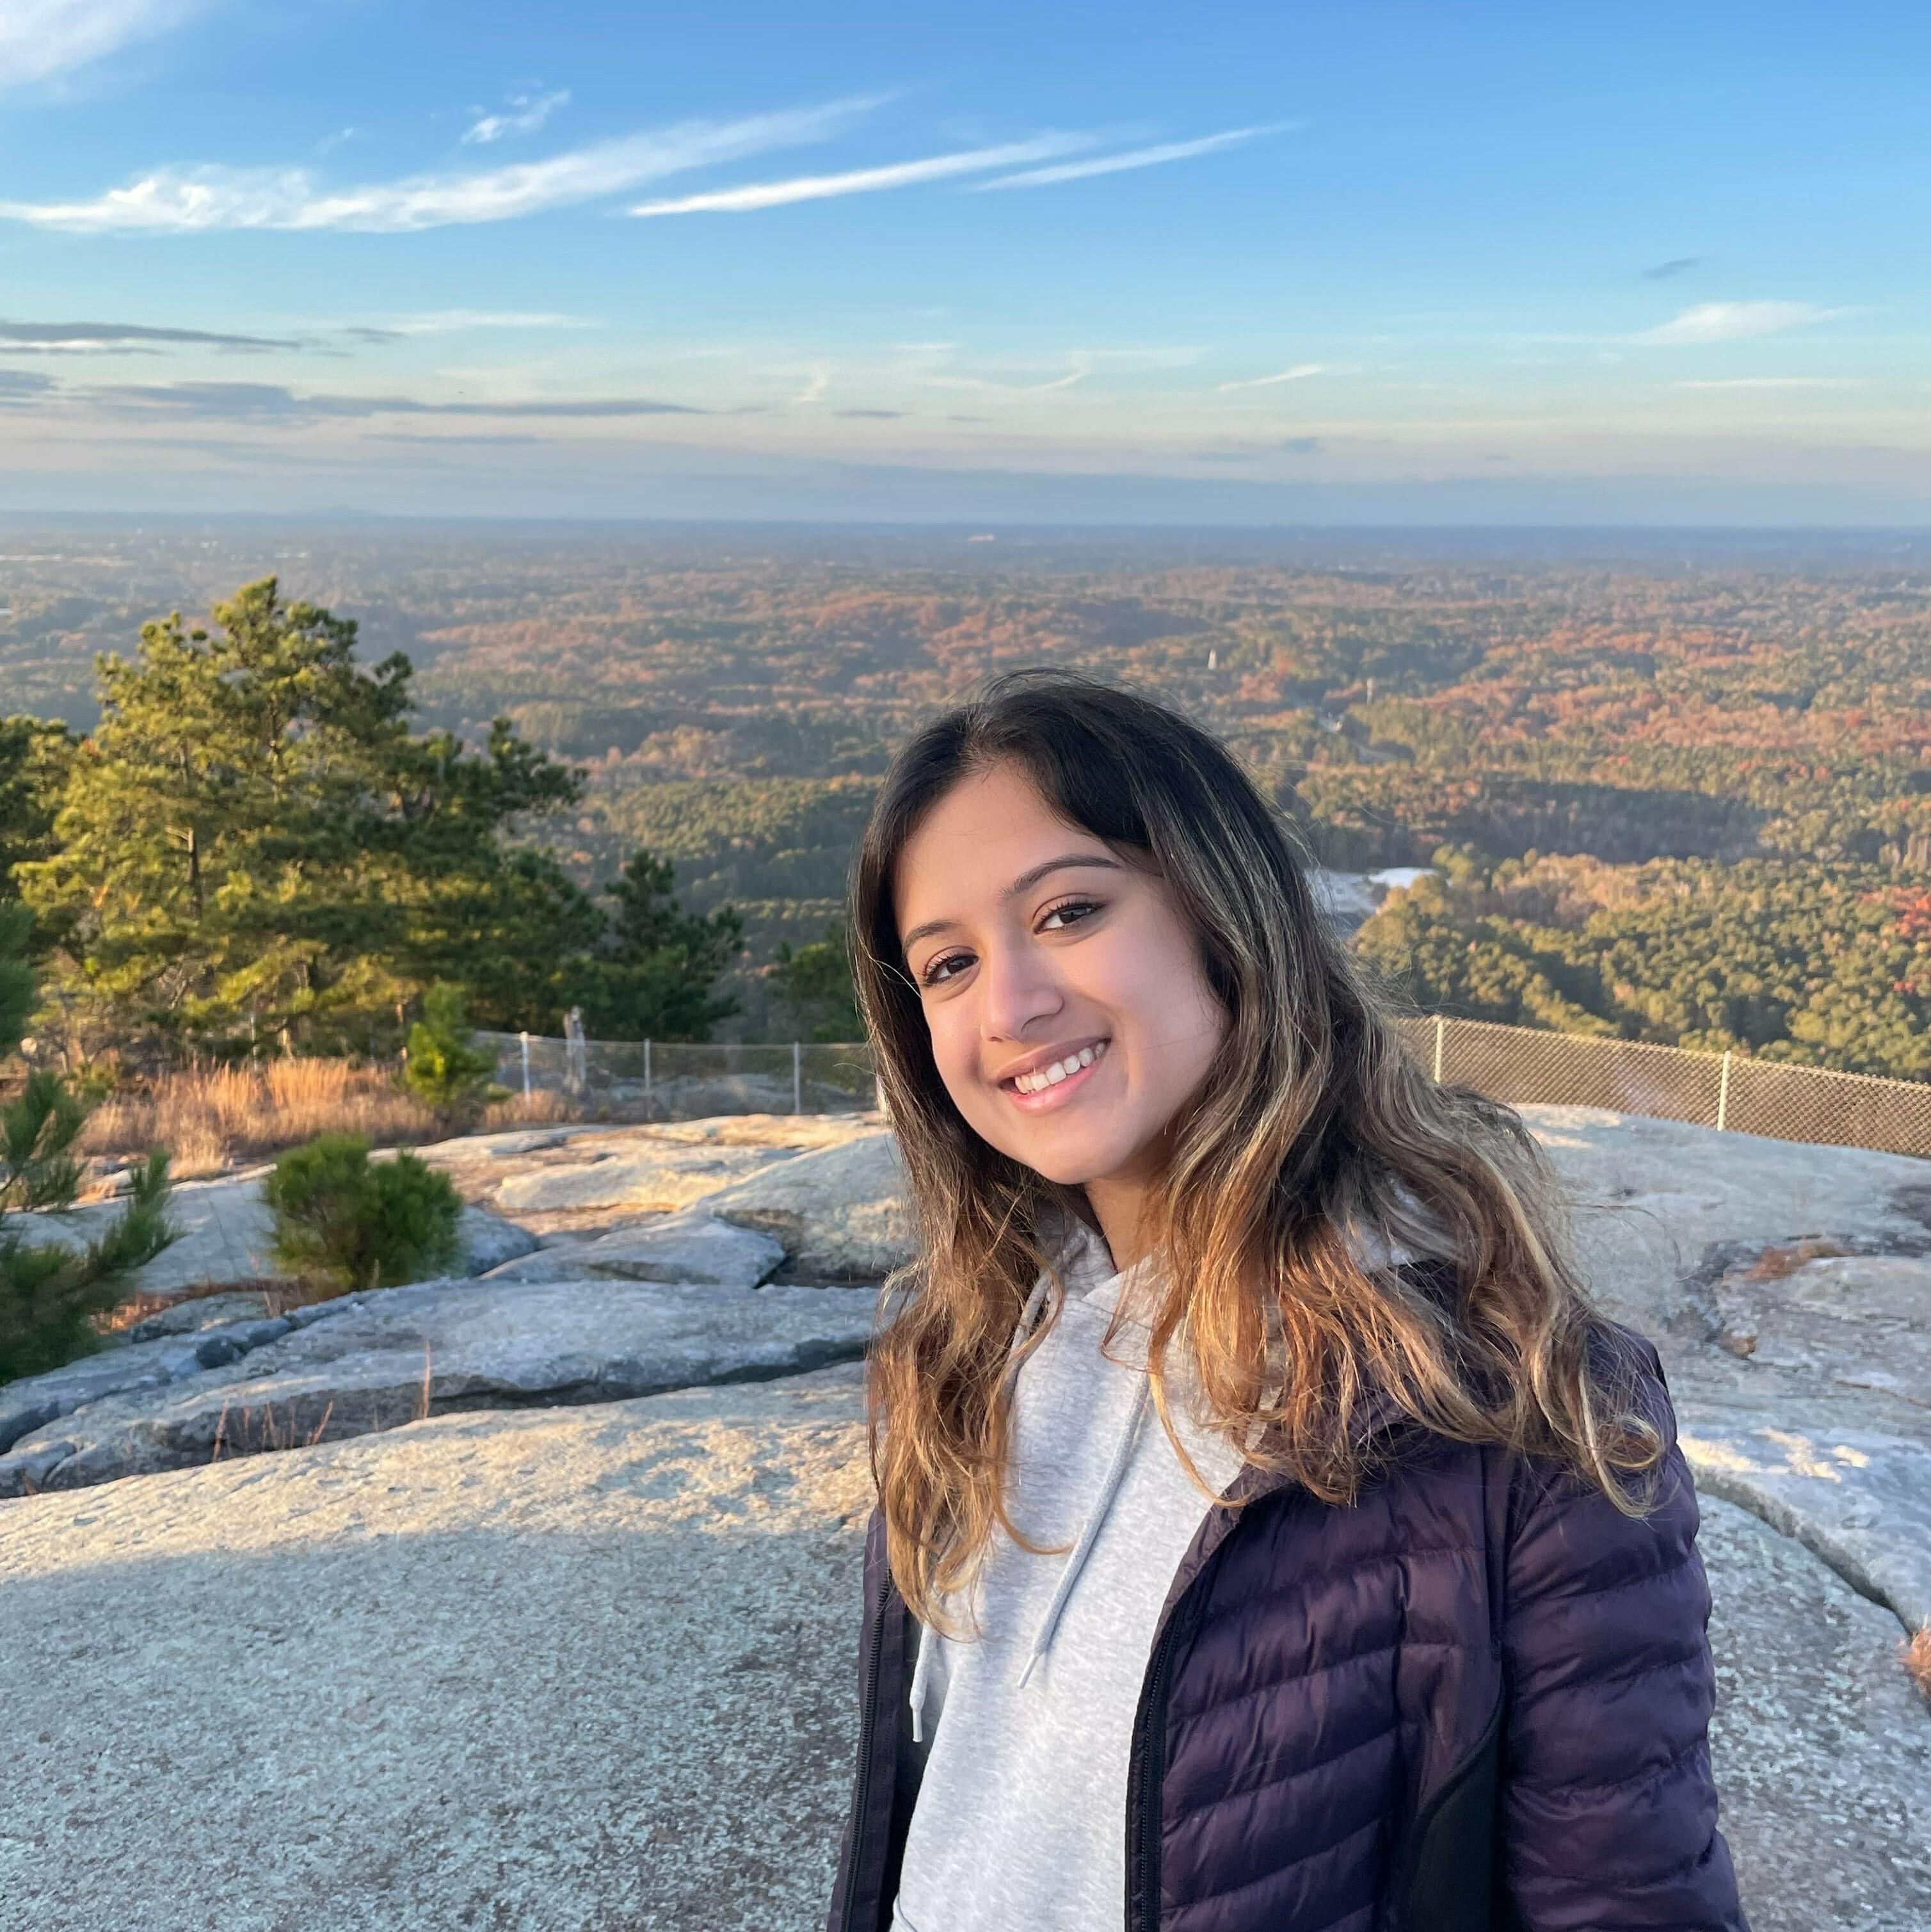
887,1206,1247,1932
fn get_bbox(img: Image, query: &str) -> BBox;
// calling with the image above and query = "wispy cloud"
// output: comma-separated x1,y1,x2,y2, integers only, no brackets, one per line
971,125,1286,190
0,372,58,403
920,351,1095,396
0,98,876,233
1216,362,1324,392
1674,376,1865,390
0,318,300,351
463,88,570,147
1638,301,1834,344
74,380,704,421
793,367,830,404
833,407,904,419
353,310,601,339
629,134,1093,216
0,0,205,90
1642,255,1705,280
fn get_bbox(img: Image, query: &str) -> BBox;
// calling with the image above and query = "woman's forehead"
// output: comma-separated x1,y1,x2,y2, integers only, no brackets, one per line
893,771,1118,940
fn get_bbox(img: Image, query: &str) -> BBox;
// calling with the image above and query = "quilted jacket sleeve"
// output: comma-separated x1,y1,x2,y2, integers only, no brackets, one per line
1497,1348,1750,1930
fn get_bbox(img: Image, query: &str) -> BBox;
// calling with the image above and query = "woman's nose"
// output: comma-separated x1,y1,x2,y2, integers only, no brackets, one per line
977,938,1064,1041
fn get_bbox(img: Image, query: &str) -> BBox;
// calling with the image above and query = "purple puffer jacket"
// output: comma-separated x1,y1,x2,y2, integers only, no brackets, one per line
826,1330,1748,1932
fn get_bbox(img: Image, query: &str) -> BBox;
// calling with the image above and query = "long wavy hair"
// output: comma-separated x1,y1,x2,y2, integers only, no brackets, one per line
850,668,1662,1628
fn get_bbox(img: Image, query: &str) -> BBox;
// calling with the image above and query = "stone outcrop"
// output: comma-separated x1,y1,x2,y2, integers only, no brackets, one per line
696,1132,915,1280
1521,1104,1931,1339
0,1365,1921,1932
1683,1419,1931,1638
490,1141,797,1216
0,1276,875,1497
481,1211,787,1289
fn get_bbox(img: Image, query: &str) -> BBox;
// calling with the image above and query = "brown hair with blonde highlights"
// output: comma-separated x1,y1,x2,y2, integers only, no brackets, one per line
851,668,1663,1629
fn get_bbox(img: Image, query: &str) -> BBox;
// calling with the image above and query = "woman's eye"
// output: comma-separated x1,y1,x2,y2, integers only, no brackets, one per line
916,900,1100,987
1039,896,1100,931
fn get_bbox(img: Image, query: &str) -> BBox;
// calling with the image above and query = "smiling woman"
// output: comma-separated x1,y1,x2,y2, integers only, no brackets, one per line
891,775,1226,1268
827,670,1747,1932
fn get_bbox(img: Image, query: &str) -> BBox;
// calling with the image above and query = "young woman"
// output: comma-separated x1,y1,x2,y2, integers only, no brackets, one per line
826,670,1747,1932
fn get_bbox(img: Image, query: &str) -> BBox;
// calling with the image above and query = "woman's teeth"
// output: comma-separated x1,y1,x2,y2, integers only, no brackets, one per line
1011,1040,1107,1093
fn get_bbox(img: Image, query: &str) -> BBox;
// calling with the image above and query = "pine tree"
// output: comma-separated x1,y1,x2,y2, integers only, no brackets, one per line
20,579,597,1056
0,903,174,1385
771,919,863,1042
569,850,744,1041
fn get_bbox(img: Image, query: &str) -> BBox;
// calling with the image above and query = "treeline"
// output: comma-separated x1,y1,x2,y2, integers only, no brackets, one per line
2,581,750,1068
11,535,1931,1075
1354,851,1931,1081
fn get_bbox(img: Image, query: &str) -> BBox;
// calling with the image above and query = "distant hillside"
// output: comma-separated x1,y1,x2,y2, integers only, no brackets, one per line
5,524,1930,1070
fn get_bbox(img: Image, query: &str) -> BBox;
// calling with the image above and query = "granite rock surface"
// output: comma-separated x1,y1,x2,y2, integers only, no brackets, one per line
0,1367,1922,1932
696,1132,915,1280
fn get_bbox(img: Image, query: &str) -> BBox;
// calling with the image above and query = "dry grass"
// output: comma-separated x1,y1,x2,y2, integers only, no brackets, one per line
78,1059,575,1178
485,1087,574,1129
94,1273,349,1336
1906,1626,1931,1705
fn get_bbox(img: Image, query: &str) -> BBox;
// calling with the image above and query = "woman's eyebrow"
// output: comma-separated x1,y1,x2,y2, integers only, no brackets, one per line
899,853,1124,956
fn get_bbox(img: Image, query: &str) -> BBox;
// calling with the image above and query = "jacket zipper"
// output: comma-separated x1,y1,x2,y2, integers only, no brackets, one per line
1126,1569,1206,1932
839,1589,892,1932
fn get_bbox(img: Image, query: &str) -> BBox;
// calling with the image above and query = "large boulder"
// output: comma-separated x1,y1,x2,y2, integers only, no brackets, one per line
483,1212,786,1290
0,1276,876,1496
694,1132,915,1281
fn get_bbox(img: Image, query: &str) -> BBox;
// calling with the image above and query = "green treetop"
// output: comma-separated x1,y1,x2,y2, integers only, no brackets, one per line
19,578,597,1058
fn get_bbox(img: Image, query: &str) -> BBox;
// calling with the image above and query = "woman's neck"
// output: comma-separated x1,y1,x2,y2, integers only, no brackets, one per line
1080,1170,1155,1276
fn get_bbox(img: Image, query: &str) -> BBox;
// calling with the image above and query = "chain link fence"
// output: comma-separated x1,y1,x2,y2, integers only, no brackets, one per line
482,1016,1931,1159
477,1028,879,1123
1391,1015,1931,1160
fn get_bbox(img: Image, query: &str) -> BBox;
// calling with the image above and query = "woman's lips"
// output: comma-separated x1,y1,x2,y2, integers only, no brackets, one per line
1000,1040,1109,1113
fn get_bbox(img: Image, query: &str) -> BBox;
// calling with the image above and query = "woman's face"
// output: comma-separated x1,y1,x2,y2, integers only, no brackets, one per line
892,760,1229,1200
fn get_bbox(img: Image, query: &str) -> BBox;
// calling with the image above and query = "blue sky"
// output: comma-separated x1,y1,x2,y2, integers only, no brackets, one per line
1,0,1927,522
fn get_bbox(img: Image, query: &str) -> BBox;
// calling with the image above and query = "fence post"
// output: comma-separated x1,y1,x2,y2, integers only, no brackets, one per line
1432,1015,1446,1083
1716,1051,1731,1132
792,1040,803,1115
643,1039,652,1113
519,1029,531,1099
563,1006,586,1097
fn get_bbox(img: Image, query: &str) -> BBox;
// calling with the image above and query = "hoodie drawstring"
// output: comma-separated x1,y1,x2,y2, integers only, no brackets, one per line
1015,1371,1148,1689
909,1266,1061,1744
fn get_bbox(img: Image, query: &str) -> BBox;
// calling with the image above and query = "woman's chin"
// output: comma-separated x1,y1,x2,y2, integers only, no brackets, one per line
990,1125,1149,1191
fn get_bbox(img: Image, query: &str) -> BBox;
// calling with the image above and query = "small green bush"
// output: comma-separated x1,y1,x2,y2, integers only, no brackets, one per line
401,982,499,1118
264,1132,463,1292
